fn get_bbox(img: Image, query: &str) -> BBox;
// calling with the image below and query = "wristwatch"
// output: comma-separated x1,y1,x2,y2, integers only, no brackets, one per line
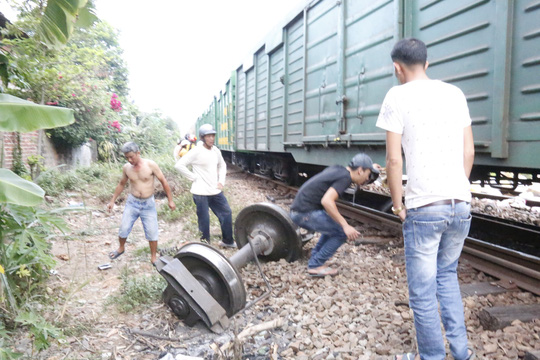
392,205,405,215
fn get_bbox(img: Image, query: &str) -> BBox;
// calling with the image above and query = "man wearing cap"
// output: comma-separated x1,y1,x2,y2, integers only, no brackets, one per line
175,124,236,248
376,38,475,360
289,153,380,277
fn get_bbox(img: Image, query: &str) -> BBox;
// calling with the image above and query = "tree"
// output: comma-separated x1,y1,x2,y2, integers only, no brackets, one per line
3,9,129,149
1,0,95,89
0,2,87,353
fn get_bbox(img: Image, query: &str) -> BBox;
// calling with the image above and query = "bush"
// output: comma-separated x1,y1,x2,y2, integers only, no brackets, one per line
36,163,122,199
36,169,80,196
0,204,67,312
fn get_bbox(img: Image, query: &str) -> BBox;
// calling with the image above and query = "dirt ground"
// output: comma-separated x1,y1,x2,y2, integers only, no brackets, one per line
11,169,274,359
10,168,540,360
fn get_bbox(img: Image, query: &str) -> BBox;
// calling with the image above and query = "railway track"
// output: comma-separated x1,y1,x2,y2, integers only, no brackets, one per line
250,173,540,296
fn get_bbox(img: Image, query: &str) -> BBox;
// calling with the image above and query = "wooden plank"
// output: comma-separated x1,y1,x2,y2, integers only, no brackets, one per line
460,282,510,297
478,304,540,330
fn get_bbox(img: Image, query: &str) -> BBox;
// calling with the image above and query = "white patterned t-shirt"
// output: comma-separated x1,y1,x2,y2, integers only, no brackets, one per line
376,79,472,209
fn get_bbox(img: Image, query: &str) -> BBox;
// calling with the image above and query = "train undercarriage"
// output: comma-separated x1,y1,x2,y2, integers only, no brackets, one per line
224,150,540,191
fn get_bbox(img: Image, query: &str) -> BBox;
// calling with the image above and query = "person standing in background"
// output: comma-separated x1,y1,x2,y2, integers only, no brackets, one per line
175,124,236,248
173,139,183,161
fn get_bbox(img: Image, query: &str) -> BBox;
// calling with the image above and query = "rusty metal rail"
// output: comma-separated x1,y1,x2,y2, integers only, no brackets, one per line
460,238,540,296
251,173,540,295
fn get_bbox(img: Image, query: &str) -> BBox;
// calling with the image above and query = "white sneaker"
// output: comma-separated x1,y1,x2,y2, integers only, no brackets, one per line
218,241,237,248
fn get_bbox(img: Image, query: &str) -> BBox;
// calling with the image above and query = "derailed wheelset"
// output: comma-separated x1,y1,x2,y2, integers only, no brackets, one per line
154,202,312,333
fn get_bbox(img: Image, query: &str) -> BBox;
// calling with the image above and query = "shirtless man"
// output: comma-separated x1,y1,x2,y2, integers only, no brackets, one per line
107,142,176,264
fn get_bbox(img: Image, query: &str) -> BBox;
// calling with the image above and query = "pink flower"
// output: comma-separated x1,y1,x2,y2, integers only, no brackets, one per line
108,120,122,132
72,93,76,97
110,94,122,112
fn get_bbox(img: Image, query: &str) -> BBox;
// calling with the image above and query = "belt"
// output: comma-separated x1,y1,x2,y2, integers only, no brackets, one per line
420,199,465,208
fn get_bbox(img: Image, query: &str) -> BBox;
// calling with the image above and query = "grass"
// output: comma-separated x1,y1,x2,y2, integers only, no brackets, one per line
37,162,122,199
157,188,196,222
105,266,166,313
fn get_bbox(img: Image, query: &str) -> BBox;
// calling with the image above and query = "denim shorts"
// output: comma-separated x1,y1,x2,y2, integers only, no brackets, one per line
119,194,158,241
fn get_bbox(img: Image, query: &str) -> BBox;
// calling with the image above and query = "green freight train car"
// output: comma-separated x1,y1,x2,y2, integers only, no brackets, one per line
196,0,540,187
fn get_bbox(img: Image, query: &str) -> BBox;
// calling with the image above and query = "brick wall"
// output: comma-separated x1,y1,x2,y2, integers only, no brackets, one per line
1,131,40,170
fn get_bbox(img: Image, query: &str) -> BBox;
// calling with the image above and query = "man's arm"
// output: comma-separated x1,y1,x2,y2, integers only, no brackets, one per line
463,125,475,178
321,187,359,241
386,131,405,220
151,161,176,211
175,149,197,181
107,166,128,211
216,149,227,190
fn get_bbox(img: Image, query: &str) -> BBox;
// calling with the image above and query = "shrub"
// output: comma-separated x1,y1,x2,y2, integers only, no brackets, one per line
36,169,81,196
0,204,67,312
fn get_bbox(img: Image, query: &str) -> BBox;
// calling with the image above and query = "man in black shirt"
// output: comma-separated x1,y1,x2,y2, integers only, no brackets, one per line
290,153,380,277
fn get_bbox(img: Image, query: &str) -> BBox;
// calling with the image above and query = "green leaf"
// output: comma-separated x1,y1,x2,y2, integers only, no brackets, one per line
75,6,98,28
0,94,75,132
37,0,89,49
0,169,45,206
16,311,62,351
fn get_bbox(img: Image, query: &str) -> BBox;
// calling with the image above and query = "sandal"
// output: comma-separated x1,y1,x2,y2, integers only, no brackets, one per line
109,250,124,260
307,267,338,277
467,348,476,360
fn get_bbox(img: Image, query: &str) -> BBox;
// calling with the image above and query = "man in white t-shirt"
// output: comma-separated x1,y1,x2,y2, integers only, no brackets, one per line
376,38,475,360
175,124,236,248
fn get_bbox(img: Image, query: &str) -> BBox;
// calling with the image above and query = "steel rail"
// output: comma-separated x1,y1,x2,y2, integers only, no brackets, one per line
251,173,540,295
338,202,540,296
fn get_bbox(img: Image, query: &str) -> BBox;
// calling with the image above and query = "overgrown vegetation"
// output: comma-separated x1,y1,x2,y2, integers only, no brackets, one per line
36,162,122,201
105,266,166,313
2,1,180,162
0,203,69,356
0,2,184,356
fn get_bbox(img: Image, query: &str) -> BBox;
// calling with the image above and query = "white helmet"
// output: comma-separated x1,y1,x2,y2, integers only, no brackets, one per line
199,124,216,139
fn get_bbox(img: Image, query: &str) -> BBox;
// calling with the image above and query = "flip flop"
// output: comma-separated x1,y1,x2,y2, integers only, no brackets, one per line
109,250,124,260
394,354,416,360
308,267,338,277
467,348,476,360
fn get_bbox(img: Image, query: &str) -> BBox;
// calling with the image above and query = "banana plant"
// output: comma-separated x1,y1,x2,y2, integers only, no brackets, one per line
37,0,97,49
0,94,74,206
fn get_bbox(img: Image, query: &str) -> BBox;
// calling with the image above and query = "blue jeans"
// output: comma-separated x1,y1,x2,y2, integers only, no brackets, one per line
290,209,347,268
193,192,233,244
403,201,472,360
119,194,158,240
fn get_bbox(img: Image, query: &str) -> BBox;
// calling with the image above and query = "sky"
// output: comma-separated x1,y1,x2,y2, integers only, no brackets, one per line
0,0,309,134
